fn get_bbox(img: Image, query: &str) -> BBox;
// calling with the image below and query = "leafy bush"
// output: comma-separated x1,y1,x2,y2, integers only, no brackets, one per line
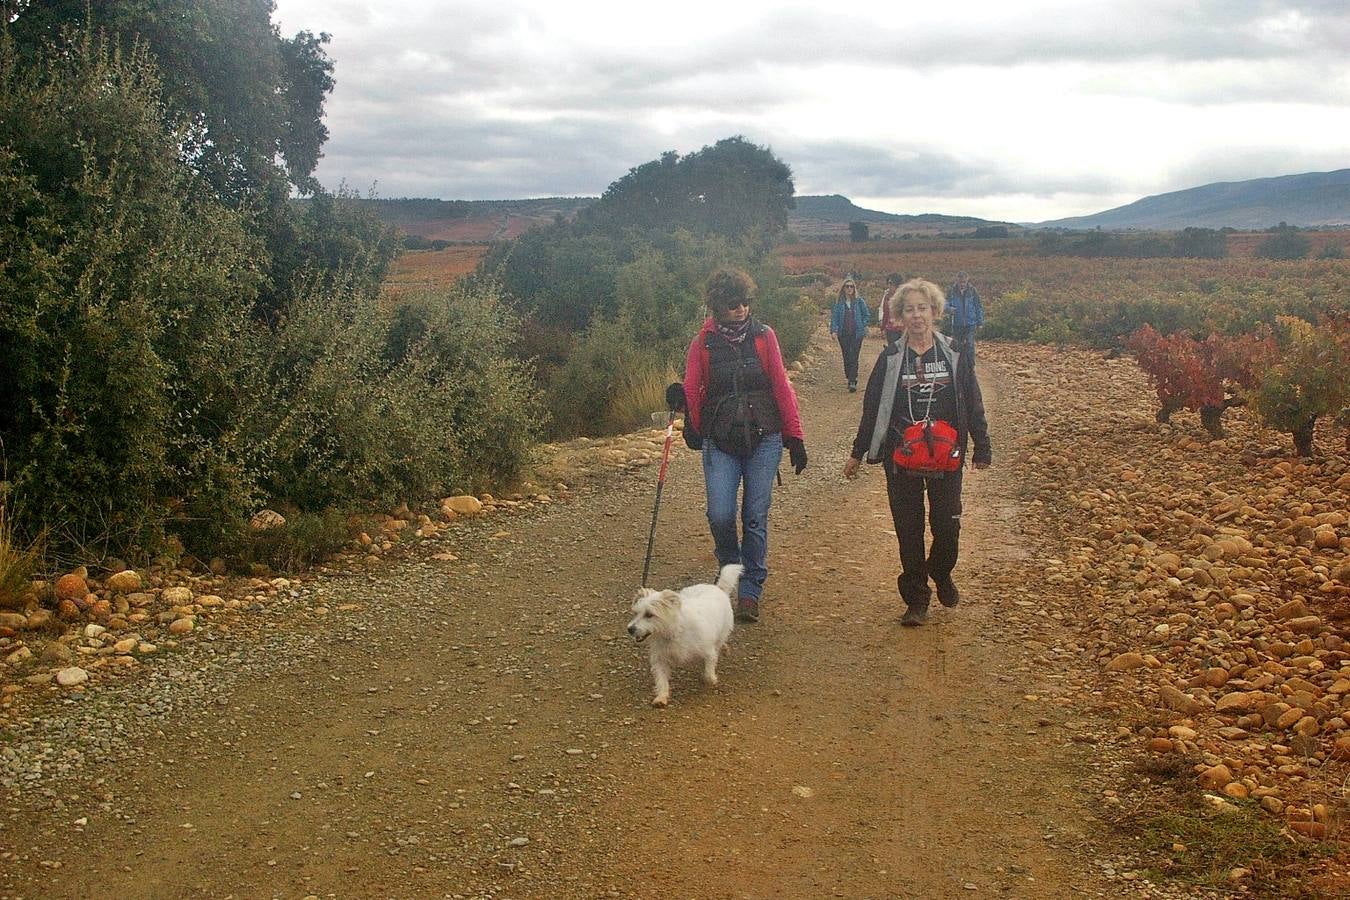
0,30,263,556
233,508,351,573
1126,326,1272,436
1255,228,1311,260
1,31,543,567
1248,316,1349,455
1035,228,1227,259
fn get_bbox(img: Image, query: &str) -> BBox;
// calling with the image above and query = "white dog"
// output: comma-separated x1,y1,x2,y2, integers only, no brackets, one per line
627,564,743,707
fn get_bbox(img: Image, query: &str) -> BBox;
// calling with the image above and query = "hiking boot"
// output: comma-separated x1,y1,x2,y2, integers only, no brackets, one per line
735,596,760,623
900,603,929,627
935,575,960,608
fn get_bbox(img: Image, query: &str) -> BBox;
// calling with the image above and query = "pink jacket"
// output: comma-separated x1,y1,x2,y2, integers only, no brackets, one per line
683,318,804,441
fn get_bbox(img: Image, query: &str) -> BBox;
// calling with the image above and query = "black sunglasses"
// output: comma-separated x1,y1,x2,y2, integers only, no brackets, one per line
714,300,750,311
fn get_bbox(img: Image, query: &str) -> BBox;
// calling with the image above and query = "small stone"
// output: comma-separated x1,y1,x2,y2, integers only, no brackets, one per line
105,570,142,593
1215,691,1254,714
168,617,195,635
1287,616,1323,635
1199,764,1234,790
1290,820,1328,839
791,785,814,799
54,573,88,602
443,495,483,516
1146,737,1174,753
40,642,73,664
56,666,89,687
1276,599,1310,620
1107,652,1146,671
250,509,287,531
162,586,193,605
1160,685,1205,716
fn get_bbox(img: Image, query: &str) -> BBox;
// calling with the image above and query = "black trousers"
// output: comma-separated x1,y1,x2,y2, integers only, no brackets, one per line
884,463,963,607
838,334,863,383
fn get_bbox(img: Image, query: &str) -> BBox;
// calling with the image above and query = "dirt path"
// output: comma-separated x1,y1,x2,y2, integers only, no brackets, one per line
2,332,1126,899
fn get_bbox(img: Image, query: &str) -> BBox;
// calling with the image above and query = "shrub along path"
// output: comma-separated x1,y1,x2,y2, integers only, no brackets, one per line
4,331,1182,898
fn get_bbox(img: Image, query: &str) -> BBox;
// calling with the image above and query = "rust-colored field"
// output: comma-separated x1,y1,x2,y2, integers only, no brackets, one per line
778,238,1350,322
386,244,490,287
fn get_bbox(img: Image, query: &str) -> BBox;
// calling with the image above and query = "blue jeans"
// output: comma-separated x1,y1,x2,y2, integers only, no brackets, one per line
702,433,783,601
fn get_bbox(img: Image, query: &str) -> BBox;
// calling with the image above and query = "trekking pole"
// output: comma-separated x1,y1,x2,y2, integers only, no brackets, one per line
641,409,677,587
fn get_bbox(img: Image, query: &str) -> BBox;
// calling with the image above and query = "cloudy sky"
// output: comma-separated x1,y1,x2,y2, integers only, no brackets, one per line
272,0,1350,222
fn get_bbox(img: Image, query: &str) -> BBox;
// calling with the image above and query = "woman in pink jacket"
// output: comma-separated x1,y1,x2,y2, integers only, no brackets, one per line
670,268,807,623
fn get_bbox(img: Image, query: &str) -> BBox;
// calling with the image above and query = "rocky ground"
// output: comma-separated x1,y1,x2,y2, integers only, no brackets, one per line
0,328,1346,898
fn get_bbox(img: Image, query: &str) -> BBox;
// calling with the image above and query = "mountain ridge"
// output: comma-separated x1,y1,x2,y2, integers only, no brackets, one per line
1037,169,1350,230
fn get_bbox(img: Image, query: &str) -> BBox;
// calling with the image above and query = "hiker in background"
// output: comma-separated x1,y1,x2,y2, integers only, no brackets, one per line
830,277,872,392
844,278,991,627
945,271,984,361
878,272,905,346
668,268,808,624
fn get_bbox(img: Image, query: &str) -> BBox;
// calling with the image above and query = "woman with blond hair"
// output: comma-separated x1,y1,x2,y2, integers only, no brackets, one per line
843,279,991,625
830,277,872,392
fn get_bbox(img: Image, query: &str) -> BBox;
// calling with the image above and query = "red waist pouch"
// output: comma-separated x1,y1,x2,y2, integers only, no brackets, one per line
891,419,961,474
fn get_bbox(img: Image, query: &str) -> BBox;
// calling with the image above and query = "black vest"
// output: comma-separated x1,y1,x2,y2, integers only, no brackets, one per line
702,323,782,456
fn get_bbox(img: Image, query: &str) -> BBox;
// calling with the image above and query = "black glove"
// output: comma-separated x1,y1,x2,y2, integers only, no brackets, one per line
665,381,687,412
683,424,703,451
784,436,808,474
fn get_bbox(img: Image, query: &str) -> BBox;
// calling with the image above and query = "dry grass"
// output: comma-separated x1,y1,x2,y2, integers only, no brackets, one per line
607,363,678,435
0,507,43,610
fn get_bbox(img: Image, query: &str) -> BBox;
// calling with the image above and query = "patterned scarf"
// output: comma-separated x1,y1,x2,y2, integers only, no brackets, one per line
715,317,752,345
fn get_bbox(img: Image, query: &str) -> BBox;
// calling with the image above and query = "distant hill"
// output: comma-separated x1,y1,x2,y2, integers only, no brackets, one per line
1038,169,1350,230
356,194,1008,243
354,197,594,242
791,195,1011,238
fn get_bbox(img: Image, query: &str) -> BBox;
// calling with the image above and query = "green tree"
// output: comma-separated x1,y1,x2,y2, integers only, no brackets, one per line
1173,227,1227,259
581,136,794,243
1255,226,1312,260
0,29,264,552
848,221,870,242
4,0,333,199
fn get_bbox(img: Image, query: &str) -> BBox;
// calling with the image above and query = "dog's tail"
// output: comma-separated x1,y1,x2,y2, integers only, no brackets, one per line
716,564,745,598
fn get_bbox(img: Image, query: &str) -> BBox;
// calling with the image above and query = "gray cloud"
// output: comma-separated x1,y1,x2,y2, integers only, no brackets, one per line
1164,148,1350,193
785,140,1124,200
275,0,1350,217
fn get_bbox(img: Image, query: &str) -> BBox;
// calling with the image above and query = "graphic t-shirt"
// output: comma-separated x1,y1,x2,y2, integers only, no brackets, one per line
895,345,957,427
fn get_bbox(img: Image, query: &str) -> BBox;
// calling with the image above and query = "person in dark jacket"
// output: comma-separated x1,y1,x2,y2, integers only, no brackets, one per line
829,277,873,392
945,271,985,361
877,272,905,346
844,278,991,626
670,268,808,623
